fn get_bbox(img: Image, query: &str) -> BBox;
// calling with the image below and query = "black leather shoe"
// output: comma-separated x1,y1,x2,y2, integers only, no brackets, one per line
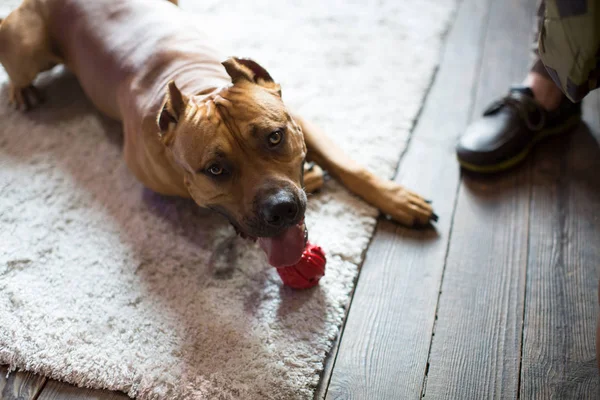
456,87,581,173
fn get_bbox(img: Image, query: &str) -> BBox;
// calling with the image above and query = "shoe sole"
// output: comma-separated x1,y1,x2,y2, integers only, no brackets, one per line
457,114,582,174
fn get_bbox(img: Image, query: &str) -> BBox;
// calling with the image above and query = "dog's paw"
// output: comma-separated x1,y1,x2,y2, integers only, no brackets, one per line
303,162,324,193
378,182,437,227
9,84,44,111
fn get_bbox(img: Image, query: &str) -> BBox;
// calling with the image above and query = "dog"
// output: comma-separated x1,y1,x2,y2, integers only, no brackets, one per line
0,0,437,267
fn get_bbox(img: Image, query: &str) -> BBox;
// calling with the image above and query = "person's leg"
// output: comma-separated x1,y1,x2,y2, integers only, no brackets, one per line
524,63,563,112
537,0,600,103
524,0,564,112
455,0,582,173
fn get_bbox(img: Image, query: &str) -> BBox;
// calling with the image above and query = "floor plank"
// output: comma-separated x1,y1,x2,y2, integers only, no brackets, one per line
324,0,493,397
37,381,129,400
314,321,343,400
423,0,536,398
519,92,600,399
0,366,47,400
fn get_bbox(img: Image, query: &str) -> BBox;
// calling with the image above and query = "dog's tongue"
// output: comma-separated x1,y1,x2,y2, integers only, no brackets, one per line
258,224,305,268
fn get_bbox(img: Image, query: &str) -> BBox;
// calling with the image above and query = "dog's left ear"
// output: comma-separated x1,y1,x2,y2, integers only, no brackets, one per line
157,80,189,146
222,57,282,96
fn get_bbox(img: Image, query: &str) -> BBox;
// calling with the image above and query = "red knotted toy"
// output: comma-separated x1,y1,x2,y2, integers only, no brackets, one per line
275,242,326,289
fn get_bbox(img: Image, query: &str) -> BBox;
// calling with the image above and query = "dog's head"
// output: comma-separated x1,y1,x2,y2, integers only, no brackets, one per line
156,57,308,267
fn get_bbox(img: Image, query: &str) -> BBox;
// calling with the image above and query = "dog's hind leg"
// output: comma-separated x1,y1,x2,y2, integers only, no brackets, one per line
293,113,437,227
0,1,62,111
167,0,179,5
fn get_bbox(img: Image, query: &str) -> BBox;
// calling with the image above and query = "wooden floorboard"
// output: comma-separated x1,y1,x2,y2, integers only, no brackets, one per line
313,318,343,400
36,380,129,400
423,0,536,398
325,0,492,397
0,366,47,400
519,92,600,399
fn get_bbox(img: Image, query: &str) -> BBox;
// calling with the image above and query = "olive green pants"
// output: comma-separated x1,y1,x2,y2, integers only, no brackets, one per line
532,0,600,103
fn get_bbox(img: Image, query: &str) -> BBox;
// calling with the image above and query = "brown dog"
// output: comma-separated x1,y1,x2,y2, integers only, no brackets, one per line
0,0,436,267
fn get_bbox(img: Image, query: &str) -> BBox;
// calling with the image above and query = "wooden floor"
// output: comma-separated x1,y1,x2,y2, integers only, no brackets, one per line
3,0,600,398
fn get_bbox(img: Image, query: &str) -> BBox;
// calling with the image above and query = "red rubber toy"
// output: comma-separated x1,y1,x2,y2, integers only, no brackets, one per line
275,243,326,289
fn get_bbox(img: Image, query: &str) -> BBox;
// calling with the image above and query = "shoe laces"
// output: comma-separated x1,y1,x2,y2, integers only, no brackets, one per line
483,90,546,131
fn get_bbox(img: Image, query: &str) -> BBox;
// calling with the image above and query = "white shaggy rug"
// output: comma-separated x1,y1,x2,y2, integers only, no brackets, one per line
0,0,455,399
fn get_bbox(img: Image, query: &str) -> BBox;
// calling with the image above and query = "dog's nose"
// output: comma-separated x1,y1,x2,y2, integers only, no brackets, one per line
261,192,299,227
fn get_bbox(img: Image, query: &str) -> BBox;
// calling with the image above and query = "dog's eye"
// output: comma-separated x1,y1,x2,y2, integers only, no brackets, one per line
268,130,283,146
207,164,224,176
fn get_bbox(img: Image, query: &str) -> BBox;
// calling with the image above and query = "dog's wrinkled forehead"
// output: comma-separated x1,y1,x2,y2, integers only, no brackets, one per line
186,85,289,153
196,84,285,127
191,86,234,126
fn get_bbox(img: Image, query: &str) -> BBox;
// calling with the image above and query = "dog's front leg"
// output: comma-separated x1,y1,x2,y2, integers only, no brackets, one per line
303,162,324,193
293,114,437,227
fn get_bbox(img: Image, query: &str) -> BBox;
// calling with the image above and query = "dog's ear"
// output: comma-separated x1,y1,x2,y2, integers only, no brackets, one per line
157,81,188,145
222,57,281,96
